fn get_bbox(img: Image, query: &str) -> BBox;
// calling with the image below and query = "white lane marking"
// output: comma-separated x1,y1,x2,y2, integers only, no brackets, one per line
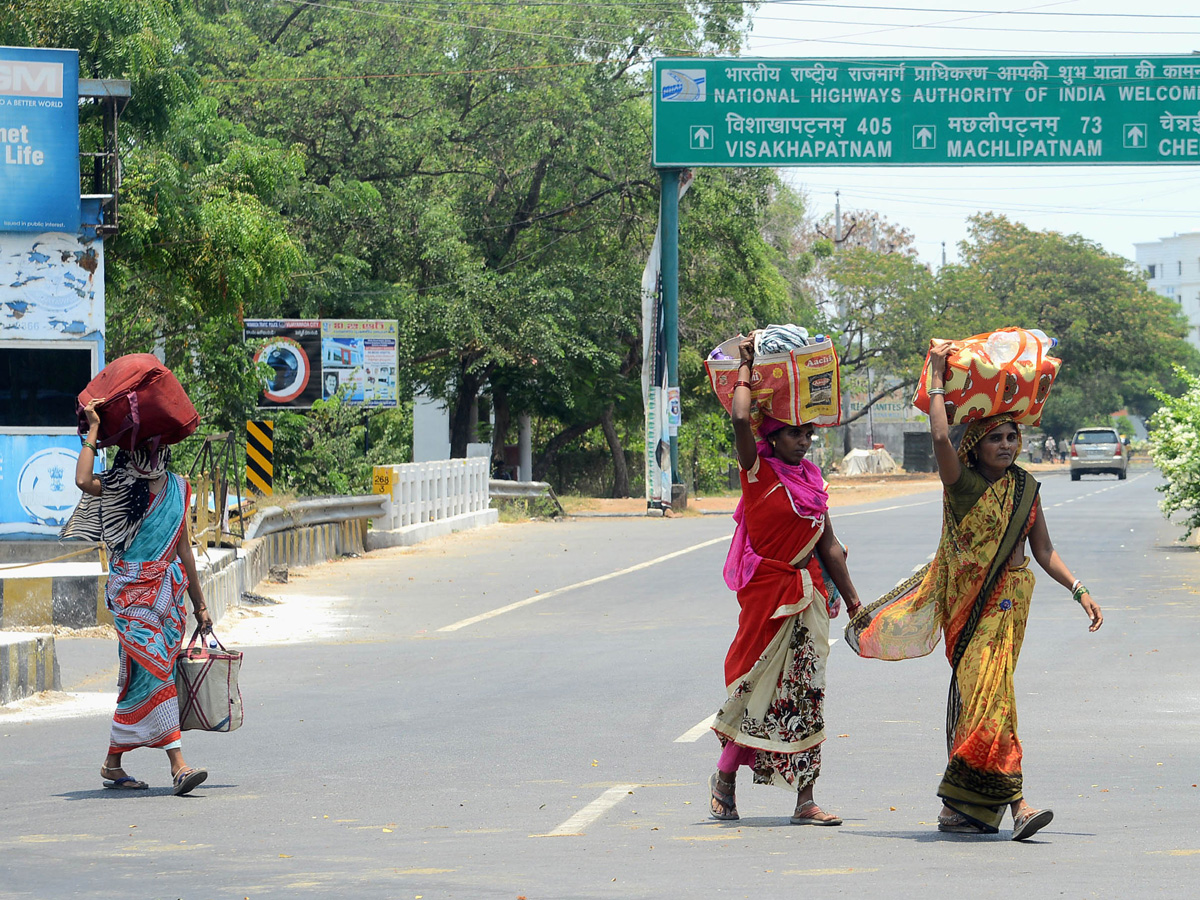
441,496,944,633
674,714,716,743
438,536,731,632
0,692,116,724
836,498,939,518
536,784,638,837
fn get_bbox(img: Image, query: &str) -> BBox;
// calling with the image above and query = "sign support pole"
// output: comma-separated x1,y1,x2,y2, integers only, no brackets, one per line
660,167,682,482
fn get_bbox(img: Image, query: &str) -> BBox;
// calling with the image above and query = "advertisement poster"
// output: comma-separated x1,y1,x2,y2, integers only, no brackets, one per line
320,320,399,408
640,171,693,510
0,434,83,537
0,46,81,233
244,319,322,409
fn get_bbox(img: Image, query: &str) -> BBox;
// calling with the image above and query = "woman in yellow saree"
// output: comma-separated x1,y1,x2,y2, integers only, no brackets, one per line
846,341,1103,840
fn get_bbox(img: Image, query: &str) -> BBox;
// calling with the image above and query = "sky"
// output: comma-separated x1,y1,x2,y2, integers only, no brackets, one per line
741,0,1200,267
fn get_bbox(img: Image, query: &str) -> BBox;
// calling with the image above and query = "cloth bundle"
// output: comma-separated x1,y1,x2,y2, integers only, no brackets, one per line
912,328,1060,425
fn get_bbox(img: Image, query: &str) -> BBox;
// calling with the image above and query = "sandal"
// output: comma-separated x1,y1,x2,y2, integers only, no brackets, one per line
709,772,739,821
101,765,148,790
171,766,208,796
1011,807,1053,841
790,799,842,826
937,811,986,834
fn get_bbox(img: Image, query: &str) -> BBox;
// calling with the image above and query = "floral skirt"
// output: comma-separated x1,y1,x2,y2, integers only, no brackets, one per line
713,608,829,791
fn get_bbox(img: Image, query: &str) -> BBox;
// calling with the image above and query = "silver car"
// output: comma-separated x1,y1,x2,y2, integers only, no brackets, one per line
1069,427,1128,480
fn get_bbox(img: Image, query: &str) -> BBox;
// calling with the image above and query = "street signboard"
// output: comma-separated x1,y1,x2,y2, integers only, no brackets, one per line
0,46,80,232
653,56,1200,167
320,319,399,408
245,319,322,410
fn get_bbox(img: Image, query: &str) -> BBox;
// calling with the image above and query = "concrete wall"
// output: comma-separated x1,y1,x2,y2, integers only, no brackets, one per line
0,519,365,631
0,632,59,704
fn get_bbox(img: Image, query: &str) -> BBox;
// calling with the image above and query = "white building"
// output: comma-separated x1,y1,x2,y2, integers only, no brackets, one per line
1133,232,1200,351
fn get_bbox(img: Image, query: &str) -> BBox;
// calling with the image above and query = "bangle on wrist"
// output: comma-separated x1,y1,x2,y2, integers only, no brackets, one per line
734,380,751,389
82,441,97,453
927,388,946,397
1070,583,1087,604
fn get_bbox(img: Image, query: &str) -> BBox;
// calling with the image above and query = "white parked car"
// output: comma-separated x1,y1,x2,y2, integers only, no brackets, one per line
1069,427,1128,481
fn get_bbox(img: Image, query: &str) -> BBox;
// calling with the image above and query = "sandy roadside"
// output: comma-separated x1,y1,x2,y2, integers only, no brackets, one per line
562,461,1079,516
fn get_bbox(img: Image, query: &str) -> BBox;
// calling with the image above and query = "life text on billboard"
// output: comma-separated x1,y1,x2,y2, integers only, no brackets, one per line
0,46,80,232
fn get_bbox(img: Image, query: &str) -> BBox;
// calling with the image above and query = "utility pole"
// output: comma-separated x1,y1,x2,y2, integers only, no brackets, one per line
660,168,682,484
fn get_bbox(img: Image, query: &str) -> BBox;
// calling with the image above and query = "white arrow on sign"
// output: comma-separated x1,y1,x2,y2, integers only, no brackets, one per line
914,126,935,149
1126,125,1145,146
692,126,711,148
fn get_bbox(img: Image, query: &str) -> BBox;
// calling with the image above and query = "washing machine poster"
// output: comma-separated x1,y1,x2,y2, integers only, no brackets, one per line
0,434,83,536
245,319,322,409
320,320,399,408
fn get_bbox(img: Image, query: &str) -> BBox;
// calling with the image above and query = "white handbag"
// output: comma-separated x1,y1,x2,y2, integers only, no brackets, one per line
176,629,244,732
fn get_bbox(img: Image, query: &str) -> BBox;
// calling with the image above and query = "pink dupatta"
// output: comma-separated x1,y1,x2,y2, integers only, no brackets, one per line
723,439,829,592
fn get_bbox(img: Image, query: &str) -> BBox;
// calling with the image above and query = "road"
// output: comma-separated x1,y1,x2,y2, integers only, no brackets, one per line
2,464,1198,899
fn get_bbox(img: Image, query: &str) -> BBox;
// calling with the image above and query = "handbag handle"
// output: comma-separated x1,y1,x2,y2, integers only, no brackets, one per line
185,626,229,655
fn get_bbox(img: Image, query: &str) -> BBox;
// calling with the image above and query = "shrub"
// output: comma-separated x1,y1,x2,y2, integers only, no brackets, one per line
1149,366,1200,537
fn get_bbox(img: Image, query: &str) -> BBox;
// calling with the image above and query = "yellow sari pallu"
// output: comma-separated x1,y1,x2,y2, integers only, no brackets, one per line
845,464,1039,832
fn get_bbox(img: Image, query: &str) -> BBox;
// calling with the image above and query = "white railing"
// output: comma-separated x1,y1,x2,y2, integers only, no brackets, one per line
375,458,490,530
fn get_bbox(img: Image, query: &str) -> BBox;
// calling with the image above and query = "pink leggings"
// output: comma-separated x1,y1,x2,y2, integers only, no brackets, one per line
718,741,756,772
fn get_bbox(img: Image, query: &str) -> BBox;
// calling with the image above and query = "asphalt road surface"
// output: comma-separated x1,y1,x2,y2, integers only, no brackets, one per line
2,464,1198,899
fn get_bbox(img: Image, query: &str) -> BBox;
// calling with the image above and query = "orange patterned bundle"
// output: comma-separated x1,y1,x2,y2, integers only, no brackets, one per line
912,328,1060,425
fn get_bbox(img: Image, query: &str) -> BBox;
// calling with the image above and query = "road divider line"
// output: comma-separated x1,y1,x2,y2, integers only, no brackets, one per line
438,536,731,632
836,498,939,518
674,714,716,743
533,784,638,837
440,496,949,633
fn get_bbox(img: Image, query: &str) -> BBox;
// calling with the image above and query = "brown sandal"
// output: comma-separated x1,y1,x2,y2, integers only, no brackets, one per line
791,799,842,826
709,772,739,820
1011,807,1053,841
937,811,986,834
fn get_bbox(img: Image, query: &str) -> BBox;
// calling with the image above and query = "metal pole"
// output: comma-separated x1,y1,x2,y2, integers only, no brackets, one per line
660,168,681,481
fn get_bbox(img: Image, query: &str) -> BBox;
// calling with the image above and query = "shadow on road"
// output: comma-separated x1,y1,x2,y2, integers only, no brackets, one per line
54,783,237,801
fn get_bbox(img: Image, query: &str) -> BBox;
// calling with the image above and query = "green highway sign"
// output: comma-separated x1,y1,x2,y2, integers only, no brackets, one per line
653,56,1200,167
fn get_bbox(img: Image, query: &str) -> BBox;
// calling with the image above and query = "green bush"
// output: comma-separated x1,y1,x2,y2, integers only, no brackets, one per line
273,396,370,496
1149,366,1200,537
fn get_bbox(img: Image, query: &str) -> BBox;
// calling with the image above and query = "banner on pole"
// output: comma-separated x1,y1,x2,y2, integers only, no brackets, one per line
641,170,693,510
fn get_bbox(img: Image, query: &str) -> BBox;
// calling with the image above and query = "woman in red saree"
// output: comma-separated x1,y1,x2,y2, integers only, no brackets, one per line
846,341,1103,840
709,335,863,825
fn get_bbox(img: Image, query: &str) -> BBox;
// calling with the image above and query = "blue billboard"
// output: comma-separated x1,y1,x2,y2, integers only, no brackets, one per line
0,46,80,233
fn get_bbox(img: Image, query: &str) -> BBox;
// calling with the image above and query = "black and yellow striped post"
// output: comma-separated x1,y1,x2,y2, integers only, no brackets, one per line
246,420,274,496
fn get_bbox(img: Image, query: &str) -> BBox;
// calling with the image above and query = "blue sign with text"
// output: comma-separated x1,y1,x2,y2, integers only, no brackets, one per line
0,46,80,233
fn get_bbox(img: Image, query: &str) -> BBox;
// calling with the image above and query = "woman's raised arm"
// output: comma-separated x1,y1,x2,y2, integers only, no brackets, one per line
926,341,962,488
74,399,104,497
732,334,759,471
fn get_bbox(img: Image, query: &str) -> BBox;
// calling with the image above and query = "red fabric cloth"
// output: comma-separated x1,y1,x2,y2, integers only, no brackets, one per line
723,461,828,686
723,444,828,592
